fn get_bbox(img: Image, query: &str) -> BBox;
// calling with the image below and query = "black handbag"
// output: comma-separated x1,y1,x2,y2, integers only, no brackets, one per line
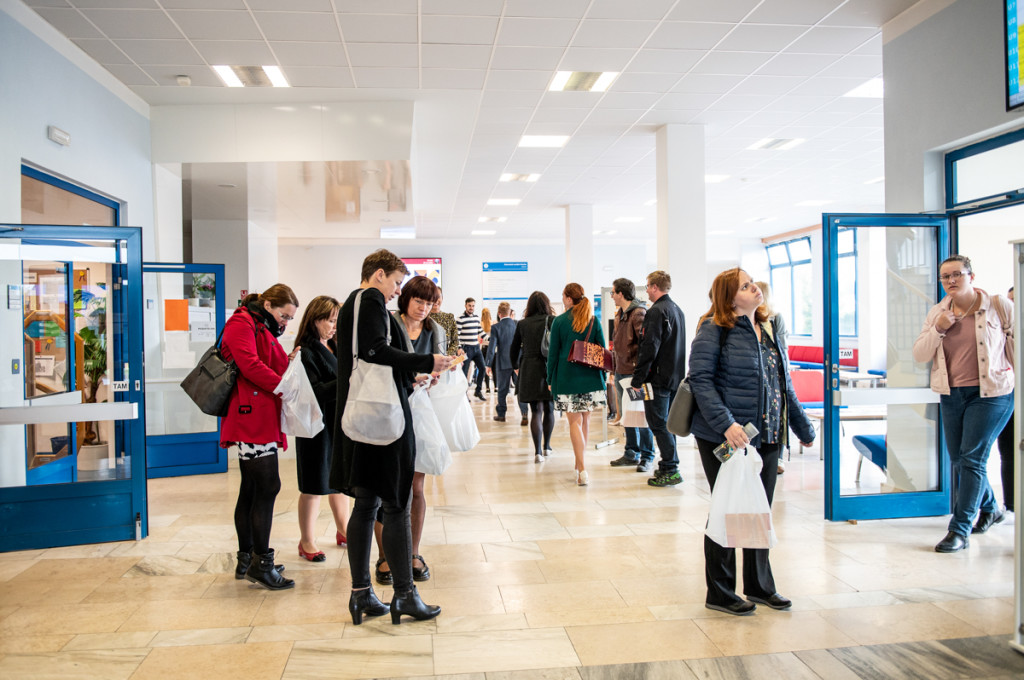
540,315,552,358
180,325,240,417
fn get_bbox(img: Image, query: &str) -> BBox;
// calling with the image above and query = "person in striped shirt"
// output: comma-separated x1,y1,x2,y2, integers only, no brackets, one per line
457,298,486,400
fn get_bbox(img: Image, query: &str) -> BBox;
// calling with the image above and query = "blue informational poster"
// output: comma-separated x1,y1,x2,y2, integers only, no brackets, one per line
482,262,529,318
1008,0,1022,110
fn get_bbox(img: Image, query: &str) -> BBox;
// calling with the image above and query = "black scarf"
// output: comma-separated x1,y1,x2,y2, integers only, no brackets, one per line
247,300,284,337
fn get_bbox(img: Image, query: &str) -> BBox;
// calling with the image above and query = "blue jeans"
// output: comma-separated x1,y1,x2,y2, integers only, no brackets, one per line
644,385,678,473
615,373,655,462
940,387,1014,537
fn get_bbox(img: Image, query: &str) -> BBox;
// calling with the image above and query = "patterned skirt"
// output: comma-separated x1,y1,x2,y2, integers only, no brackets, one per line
233,442,279,461
555,390,607,413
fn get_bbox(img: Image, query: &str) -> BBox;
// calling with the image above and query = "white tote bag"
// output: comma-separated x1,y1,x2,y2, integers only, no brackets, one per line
429,368,481,452
275,349,325,438
705,450,778,549
618,377,648,428
341,289,406,446
410,384,452,475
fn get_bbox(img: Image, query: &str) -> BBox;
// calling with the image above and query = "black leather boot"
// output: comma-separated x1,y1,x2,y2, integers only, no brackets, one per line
235,550,285,580
349,586,390,625
245,549,295,590
390,585,441,624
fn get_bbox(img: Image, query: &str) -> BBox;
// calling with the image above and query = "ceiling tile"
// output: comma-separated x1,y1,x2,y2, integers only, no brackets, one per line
270,41,348,67
346,43,418,67
820,0,919,27
351,67,417,88
737,75,805,96
141,63,221,86
672,73,744,94
422,44,492,69
31,8,104,39
610,72,682,93
335,0,416,12
490,46,563,70
656,92,718,109
755,52,840,76
646,22,733,50
422,15,499,45
336,13,417,42
586,0,675,20
572,19,658,48
584,108,647,125
114,39,203,64
791,76,866,96
255,12,342,41
422,0,504,16
784,26,879,54
480,90,543,108
817,54,881,78
559,47,634,72
715,24,808,51
192,40,275,64
247,0,331,8
167,10,261,41
103,62,156,86
666,1,759,22
707,93,776,112
497,18,578,47
540,90,603,108
159,0,245,8
599,92,660,109
422,69,488,90
80,9,182,39
71,0,157,7
25,0,72,6
744,0,844,26
505,0,590,19
485,70,553,90
477,107,535,124
690,50,774,75
473,120,529,135
286,66,355,87
530,107,591,125
852,35,882,56
72,38,131,64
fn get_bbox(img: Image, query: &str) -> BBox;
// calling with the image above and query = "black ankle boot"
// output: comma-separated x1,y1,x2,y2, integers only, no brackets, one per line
245,549,295,590
390,585,441,624
235,550,285,580
349,586,390,625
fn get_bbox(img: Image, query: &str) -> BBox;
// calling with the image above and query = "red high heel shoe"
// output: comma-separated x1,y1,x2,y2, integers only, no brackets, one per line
336,531,347,548
298,543,326,562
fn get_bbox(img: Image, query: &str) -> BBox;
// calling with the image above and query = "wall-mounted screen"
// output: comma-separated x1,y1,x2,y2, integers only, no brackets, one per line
402,258,442,287
1007,0,1022,110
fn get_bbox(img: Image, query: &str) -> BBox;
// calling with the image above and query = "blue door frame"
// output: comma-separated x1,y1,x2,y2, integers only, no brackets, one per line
822,213,951,521
142,263,227,478
0,224,147,551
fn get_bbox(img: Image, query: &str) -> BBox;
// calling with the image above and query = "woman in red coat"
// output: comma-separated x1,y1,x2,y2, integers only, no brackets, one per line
220,283,299,590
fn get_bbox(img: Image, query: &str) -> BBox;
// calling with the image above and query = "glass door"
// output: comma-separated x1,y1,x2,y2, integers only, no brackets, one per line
822,214,951,521
0,225,146,551
143,263,226,478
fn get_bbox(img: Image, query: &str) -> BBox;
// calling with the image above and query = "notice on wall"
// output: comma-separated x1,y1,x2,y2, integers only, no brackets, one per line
164,299,189,332
189,307,216,344
482,262,529,318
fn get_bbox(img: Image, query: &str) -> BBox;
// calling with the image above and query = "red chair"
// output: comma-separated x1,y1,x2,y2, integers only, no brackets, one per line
790,369,825,457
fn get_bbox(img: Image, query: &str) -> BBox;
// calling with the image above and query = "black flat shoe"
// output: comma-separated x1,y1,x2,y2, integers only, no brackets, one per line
705,601,756,616
391,585,441,624
375,557,393,586
935,531,969,553
972,508,1006,534
349,586,390,625
412,554,431,582
747,593,792,610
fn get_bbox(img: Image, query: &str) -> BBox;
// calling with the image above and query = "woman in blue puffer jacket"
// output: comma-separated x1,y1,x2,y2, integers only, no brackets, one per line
689,268,815,617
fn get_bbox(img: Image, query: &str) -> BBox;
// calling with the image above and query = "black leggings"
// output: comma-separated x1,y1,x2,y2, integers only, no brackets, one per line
235,454,281,555
348,487,413,592
529,401,555,454
997,418,1015,511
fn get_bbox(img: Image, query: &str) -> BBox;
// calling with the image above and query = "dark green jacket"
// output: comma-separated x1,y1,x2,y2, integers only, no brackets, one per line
546,310,607,396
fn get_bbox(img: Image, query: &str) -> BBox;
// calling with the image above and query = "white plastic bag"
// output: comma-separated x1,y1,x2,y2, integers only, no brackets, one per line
410,384,452,475
705,450,777,549
429,369,481,452
275,350,325,439
618,377,647,428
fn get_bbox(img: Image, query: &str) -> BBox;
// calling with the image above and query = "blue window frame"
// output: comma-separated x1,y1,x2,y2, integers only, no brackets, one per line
944,126,1024,211
21,165,121,225
836,227,858,337
767,236,813,336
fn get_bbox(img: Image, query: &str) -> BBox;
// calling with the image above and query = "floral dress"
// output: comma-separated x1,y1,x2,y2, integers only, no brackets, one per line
758,326,783,445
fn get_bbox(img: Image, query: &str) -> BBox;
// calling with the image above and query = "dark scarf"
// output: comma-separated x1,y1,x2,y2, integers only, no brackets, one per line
246,300,284,337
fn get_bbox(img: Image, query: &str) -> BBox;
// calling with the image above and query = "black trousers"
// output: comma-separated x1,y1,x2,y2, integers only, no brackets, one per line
997,417,1016,511
696,437,781,607
461,344,485,392
347,487,413,592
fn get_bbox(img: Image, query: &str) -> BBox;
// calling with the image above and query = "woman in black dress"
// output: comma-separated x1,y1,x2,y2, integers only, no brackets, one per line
510,291,556,463
293,295,350,562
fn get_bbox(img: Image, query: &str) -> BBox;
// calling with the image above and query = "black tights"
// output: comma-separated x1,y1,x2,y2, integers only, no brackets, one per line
348,487,413,592
529,401,555,455
235,454,281,555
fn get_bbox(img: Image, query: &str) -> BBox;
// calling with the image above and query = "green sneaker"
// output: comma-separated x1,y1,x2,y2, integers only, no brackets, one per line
647,470,682,487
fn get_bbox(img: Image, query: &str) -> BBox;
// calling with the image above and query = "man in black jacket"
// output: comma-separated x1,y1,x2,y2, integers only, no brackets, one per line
631,270,687,487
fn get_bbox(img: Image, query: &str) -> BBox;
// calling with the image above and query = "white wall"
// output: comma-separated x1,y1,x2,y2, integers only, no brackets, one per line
193,219,249,308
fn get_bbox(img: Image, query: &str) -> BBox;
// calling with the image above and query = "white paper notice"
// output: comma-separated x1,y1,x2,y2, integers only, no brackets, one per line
162,331,196,369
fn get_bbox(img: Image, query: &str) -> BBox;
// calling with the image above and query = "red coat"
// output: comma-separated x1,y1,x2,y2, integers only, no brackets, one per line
219,306,289,449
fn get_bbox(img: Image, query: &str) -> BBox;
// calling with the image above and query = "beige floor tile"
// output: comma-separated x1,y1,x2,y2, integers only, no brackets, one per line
933,597,1015,635
429,559,546,589
134,641,292,680
412,585,506,617
807,590,906,610
0,602,139,637
685,651,826,679
433,628,580,675
252,593,350,626
0,634,75,654
0,649,148,680
62,631,157,651
247,623,346,643
500,581,626,614
151,626,251,646
0,560,35,582
118,597,262,632
567,619,720,666
525,607,656,628
695,610,858,656
481,542,544,562
8,557,138,583
535,553,646,583
82,574,216,603
285,635,433,679
610,574,708,607
38,544,119,560
434,612,529,634
0,577,108,606
816,602,984,645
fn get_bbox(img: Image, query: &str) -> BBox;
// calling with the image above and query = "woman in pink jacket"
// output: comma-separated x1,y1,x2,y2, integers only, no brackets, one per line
913,255,1014,554
220,284,299,589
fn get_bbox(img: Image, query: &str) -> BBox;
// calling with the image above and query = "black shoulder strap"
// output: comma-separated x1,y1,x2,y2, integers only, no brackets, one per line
719,324,729,349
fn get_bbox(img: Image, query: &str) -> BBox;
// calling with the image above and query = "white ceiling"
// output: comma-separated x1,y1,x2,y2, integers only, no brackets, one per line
24,0,920,243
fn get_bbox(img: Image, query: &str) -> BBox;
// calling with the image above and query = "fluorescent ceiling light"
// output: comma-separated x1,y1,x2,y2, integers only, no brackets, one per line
614,216,643,223
478,216,507,223
644,198,657,206
212,65,243,87
262,65,290,88
519,135,569,148
471,230,496,236
500,173,541,182
747,138,804,151
843,78,883,98
705,174,730,183
549,71,619,92
487,198,520,206
864,176,885,184
549,71,572,91
591,72,618,92
795,199,832,206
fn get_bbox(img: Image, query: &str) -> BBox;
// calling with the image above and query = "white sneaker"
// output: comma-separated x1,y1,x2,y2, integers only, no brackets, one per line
535,454,544,463
577,470,589,486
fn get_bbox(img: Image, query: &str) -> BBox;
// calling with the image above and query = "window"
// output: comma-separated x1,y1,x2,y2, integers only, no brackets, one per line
767,237,813,336
836,227,858,337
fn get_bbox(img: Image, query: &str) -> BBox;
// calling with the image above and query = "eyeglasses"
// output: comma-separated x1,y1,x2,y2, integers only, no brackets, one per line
939,271,969,283
275,310,294,322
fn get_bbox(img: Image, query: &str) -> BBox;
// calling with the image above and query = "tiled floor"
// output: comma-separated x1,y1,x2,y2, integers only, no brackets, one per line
1,394,1023,679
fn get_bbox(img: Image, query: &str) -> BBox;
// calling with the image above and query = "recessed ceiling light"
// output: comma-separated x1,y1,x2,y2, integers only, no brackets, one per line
519,135,569,148
478,216,507,223
212,65,243,87
262,65,289,88
549,71,619,92
613,217,642,223
795,199,832,206
471,230,496,236
211,65,289,87
500,173,541,182
487,198,521,206
644,198,657,206
747,138,805,151
705,174,730,183
864,176,885,184
843,78,883,98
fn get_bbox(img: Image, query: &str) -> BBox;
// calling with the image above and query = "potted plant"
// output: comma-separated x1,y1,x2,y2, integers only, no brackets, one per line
74,286,107,445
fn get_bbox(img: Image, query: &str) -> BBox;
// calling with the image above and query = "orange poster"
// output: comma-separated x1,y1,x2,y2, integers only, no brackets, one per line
164,299,189,332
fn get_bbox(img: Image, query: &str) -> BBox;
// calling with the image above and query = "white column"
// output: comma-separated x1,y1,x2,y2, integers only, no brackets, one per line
565,204,595,296
151,163,183,262
656,124,707,350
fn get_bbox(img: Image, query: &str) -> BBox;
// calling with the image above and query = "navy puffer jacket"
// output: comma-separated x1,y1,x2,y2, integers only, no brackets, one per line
688,316,815,448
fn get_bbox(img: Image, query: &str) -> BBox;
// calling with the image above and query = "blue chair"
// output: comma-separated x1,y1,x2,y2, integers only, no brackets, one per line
852,434,887,483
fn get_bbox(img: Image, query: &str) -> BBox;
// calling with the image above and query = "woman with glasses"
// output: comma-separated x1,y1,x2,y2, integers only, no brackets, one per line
913,255,1015,553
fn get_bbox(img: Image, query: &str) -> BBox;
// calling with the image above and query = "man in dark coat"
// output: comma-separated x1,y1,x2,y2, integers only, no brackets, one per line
486,301,518,422
609,277,655,471
632,270,687,487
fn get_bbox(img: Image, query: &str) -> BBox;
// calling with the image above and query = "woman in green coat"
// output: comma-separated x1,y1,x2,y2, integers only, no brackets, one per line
546,282,607,486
